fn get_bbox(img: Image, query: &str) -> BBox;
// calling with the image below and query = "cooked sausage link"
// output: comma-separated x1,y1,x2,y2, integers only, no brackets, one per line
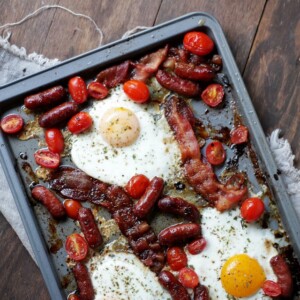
31,186,65,219
158,270,190,300
78,207,103,249
38,101,79,128
194,284,210,300
174,62,215,81
72,262,94,300
158,196,200,222
158,223,201,246
24,85,66,110
134,177,164,219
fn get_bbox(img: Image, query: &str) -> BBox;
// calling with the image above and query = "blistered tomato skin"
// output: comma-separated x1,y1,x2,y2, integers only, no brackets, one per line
183,32,214,56
241,197,265,223
1,114,24,134
167,247,188,271
262,280,282,297
68,112,93,134
88,81,109,100
123,80,150,103
45,128,64,154
187,237,207,255
64,199,82,220
125,174,150,199
65,233,88,261
178,267,199,288
230,125,249,144
34,149,60,169
201,84,225,107
68,76,88,104
205,141,226,165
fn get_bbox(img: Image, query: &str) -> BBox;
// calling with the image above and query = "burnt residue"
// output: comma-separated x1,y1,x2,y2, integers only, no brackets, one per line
21,162,39,184
19,152,28,160
48,220,63,254
174,182,186,190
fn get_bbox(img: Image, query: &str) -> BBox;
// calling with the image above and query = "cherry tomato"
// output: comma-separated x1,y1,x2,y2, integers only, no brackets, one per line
34,149,60,169
88,81,109,100
201,83,225,107
123,80,150,103
125,174,150,199
1,114,24,134
241,197,265,223
67,112,93,134
230,125,248,144
262,280,282,297
68,294,80,300
187,238,207,255
65,233,88,261
205,141,226,165
45,128,64,154
167,247,188,271
68,76,88,104
64,199,82,220
183,31,214,56
178,267,199,288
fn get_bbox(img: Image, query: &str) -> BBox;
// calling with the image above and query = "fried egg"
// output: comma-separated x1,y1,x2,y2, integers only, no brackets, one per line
70,86,181,186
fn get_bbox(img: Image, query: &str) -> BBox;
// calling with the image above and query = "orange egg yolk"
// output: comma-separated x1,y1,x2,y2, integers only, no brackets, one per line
221,254,266,297
99,107,140,147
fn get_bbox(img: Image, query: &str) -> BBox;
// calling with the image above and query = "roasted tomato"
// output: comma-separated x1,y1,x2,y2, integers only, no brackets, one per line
205,140,226,165
241,197,265,223
167,247,188,271
187,238,207,255
262,280,282,297
34,149,60,169
0,114,24,134
125,174,150,199
201,83,225,107
65,233,88,261
123,80,150,103
64,199,82,220
45,128,64,154
67,112,93,134
178,267,199,288
183,32,214,56
87,81,109,100
230,125,249,144
68,76,88,104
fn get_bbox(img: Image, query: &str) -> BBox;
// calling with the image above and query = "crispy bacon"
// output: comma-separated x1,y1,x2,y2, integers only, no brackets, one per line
132,45,168,82
164,95,247,211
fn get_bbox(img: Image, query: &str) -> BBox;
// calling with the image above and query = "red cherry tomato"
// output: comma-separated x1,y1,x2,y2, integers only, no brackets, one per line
64,199,82,220
205,140,226,165
65,233,88,261
125,174,150,199
183,31,214,56
187,238,207,255
241,197,265,223
201,83,225,107
67,112,93,134
88,81,109,100
123,80,150,103
167,247,188,271
1,114,24,134
68,294,80,300
230,125,249,144
178,267,199,288
262,280,282,297
45,128,64,154
34,149,60,169
68,76,88,104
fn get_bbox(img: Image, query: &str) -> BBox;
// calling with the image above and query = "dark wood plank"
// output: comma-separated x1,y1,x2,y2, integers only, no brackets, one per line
155,0,266,72
243,0,300,166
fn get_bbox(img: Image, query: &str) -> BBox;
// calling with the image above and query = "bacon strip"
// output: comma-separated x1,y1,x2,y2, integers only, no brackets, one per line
164,95,247,211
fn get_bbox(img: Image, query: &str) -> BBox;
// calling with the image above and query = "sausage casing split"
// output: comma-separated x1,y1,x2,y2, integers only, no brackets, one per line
158,196,200,222
72,262,94,300
194,284,209,300
31,186,65,219
38,101,79,128
158,270,190,300
158,223,201,246
134,177,164,219
78,207,103,249
24,86,66,110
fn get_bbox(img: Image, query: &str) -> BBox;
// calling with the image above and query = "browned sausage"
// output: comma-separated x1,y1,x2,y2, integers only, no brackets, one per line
158,270,190,300
72,262,94,300
158,223,201,246
156,69,200,97
31,186,65,219
194,284,209,300
270,255,293,297
38,101,79,128
174,62,215,81
133,177,164,219
78,207,103,249
24,86,66,110
157,196,200,222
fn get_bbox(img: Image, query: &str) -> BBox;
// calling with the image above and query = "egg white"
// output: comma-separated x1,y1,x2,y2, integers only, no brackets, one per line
70,86,182,186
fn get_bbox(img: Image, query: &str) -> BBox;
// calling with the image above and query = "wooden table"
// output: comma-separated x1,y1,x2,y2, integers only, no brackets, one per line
0,0,299,299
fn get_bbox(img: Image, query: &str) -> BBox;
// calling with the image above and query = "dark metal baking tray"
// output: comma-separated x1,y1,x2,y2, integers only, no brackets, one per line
1,12,299,299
